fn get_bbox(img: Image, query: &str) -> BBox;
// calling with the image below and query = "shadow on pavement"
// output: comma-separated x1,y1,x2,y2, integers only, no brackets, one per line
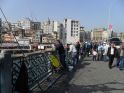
83,59,92,61
46,57,91,93
83,56,93,62
67,82,124,93
75,62,91,70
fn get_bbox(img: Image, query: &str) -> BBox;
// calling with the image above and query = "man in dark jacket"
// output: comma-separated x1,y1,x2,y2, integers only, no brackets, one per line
75,41,81,63
107,43,118,69
55,40,67,70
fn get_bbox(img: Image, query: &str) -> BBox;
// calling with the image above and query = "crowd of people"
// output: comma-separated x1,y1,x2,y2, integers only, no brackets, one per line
55,40,124,71
55,40,81,71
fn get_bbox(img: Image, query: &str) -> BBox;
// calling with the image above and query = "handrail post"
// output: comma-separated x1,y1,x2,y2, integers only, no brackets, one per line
0,53,12,93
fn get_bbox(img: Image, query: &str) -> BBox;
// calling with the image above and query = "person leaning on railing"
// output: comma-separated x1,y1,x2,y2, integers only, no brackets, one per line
55,40,68,70
75,41,81,63
68,43,77,67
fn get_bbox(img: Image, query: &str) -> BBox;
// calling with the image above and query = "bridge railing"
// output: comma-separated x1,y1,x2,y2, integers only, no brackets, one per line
0,51,60,93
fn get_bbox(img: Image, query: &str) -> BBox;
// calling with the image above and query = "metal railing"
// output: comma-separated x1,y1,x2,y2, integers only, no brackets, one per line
0,51,63,93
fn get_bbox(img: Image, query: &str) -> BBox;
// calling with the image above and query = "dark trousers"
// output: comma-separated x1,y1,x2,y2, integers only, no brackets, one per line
59,54,67,69
109,55,115,68
76,53,79,63
72,52,77,66
97,53,103,61
116,57,120,66
93,55,97,61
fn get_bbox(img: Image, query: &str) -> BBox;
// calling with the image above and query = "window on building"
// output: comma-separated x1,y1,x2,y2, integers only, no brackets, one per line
71,31,73,36
65,24,67,28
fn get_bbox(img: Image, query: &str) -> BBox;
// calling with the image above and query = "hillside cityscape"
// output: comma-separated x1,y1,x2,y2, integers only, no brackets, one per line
0,17,124,51
1,0,124,93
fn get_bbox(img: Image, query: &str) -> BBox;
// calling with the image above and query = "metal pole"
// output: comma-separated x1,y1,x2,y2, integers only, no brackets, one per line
107,0,118,39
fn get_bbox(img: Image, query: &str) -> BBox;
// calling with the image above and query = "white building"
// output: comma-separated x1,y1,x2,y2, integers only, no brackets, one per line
18,18,32,30
17,18,41,30
53,21,64,40
91,28,109,42
102,31,109,41
41,20,64,41
63,19,80,44
41,19,54,34
2,21,11,32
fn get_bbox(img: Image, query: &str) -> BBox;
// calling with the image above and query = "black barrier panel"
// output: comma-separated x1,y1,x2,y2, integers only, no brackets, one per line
0,54,12,93
11,52,54,93
1,51,75,93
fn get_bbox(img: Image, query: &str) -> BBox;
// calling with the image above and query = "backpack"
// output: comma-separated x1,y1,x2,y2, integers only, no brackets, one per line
49,55,61,68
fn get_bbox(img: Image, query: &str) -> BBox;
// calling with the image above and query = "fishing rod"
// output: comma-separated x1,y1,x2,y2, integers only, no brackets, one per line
0,7,28,57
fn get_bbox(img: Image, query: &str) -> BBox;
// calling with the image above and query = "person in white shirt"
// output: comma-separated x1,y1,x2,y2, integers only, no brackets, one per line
107,43,117,69
68,44,77,66
103,42,109,62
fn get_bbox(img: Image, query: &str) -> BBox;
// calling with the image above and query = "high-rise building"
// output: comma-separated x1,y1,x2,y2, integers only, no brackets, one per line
0,18,2,43
41,19,54,34
17,18,32,30
63,19,80,44
80,26,85,43
2,21,11,32
53,21,64,40
17,18,41,30
31,22,41,30
41,20,64,42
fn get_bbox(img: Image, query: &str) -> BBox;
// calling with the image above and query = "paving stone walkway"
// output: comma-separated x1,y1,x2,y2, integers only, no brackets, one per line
67,56,124,93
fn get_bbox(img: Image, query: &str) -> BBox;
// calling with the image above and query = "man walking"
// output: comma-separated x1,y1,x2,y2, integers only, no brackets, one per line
107,43,117,69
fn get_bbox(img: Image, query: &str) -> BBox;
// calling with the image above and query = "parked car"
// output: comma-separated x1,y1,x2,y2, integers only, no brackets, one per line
109,37,122,49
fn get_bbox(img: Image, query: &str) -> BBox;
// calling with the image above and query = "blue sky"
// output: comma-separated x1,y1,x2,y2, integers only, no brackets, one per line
0,0,124,32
